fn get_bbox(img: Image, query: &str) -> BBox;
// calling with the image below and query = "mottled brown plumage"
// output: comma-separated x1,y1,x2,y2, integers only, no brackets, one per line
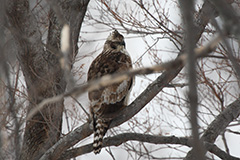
88,30,132,154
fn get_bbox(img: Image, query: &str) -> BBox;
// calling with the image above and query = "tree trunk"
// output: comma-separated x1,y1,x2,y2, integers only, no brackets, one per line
6,0,89,159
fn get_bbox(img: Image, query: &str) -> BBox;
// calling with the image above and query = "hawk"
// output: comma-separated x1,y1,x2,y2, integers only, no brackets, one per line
88,30,133,154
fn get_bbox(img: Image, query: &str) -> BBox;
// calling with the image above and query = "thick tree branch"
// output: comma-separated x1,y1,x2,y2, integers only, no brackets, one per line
60,0,90,61
46,0,90,61
180,1,205,159
59,132,240,160
59,133,190,159
202,98,240,143
205,142,240,160
185,98,240,159
46,0,90,88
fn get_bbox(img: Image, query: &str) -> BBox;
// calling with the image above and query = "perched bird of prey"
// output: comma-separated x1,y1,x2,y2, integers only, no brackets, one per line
88,30,133,154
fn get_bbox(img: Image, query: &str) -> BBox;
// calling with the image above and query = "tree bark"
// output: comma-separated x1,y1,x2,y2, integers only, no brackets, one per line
6,0,89,159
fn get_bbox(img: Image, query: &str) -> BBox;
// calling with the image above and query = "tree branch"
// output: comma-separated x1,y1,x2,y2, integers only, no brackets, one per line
59,133,190,159
59,132,240,160
205,142,240,160
180,0,205,159
185,98,240,159
202,98,240,143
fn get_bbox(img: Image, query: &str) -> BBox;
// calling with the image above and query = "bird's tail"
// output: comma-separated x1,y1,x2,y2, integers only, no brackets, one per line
93,117,109,154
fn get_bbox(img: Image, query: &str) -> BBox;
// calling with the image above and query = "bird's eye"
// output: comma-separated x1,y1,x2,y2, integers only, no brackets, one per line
110,42,117,49
110,41,125,49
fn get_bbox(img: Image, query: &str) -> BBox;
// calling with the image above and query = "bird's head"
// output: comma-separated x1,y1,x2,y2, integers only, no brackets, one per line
104,30,126,51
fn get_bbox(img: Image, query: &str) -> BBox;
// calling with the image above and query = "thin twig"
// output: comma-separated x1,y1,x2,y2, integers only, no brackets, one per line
105,147,116,160
71,96,91,120
211,17,240,79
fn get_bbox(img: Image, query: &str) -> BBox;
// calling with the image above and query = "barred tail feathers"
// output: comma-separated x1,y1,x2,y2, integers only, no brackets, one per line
93,118,109,154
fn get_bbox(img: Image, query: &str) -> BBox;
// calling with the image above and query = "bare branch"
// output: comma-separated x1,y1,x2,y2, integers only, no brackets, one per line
205,142,240,160
179,0,205,159
71,96,91,120
59,133,190,159
28,35,221,121
211,17,240,79
59,133,240,160
39,123,92,160
202,98,240,142
185,98,240,159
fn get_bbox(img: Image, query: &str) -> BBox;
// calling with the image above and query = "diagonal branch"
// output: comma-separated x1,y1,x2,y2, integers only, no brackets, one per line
185,98,240,159
202,98,240,143
205,142,240,160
